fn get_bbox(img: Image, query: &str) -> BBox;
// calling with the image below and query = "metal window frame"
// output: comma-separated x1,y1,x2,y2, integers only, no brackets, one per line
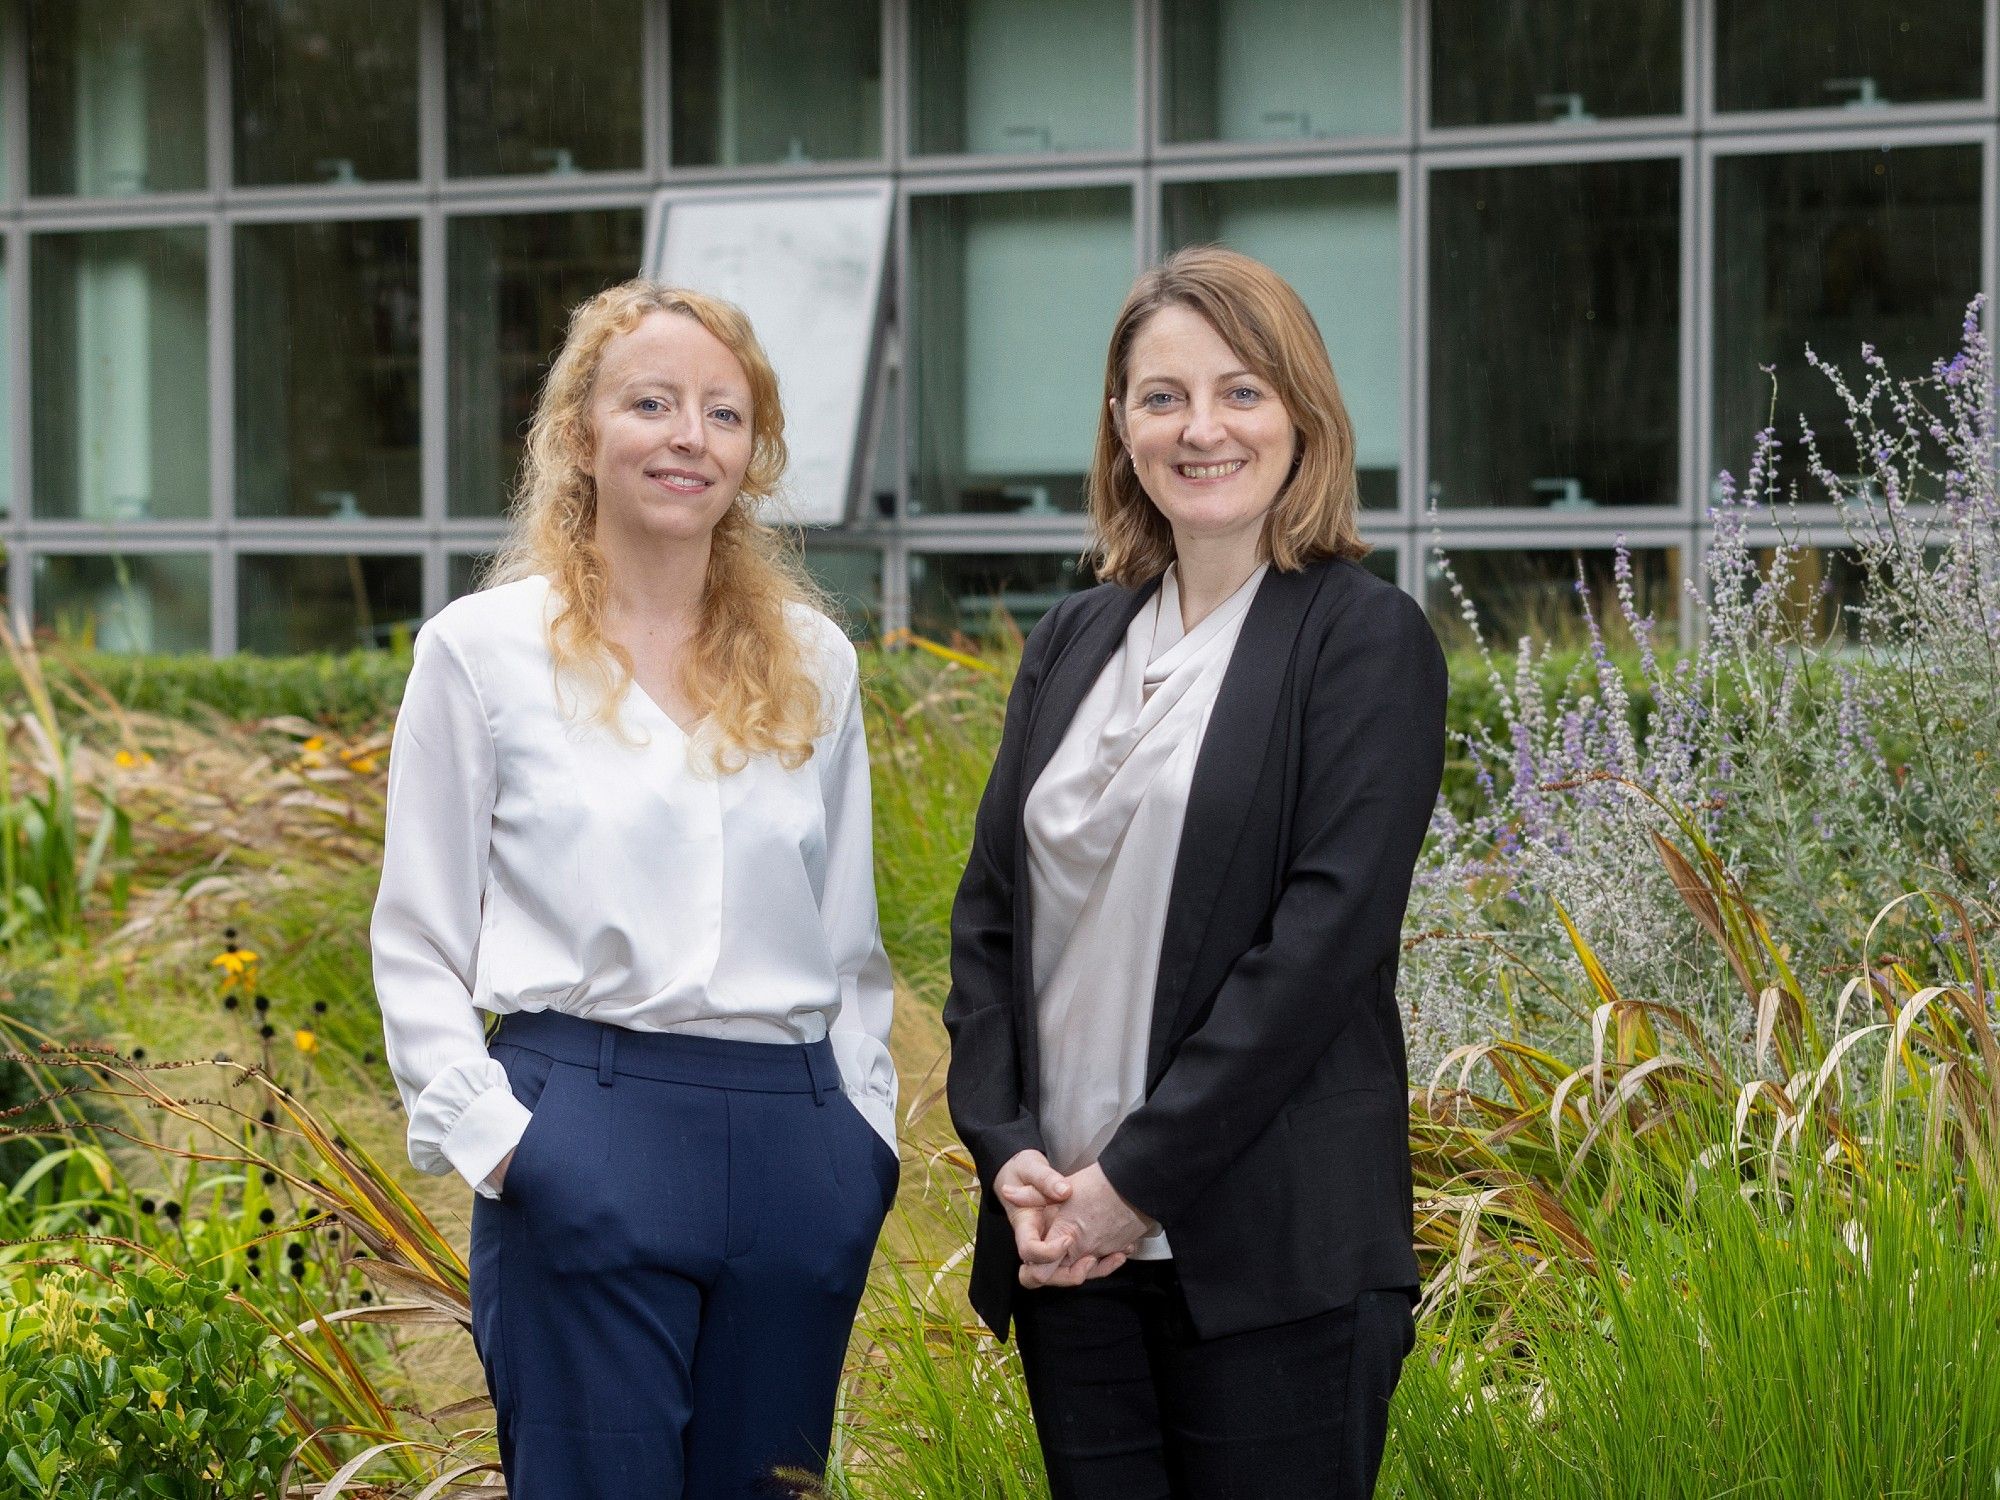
0,0,1992,648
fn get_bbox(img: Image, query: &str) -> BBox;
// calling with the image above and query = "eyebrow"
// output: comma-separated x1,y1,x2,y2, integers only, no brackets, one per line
1131,369,1263,388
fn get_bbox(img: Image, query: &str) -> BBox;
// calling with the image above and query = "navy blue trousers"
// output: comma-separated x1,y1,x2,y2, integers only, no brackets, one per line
469,1011,898,1499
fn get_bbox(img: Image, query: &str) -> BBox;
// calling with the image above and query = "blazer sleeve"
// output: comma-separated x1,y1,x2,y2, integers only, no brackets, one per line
1094,587,1447,1228
943,603,1066,1193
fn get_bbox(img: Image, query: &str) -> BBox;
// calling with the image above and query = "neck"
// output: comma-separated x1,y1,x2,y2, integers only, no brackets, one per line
1171,526,1264,631
596,518,713,635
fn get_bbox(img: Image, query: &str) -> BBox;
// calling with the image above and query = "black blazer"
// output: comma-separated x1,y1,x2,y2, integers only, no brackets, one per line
943,555,1448,1342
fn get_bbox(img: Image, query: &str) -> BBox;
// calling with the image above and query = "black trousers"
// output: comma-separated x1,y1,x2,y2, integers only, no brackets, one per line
1013,1261,1414,1500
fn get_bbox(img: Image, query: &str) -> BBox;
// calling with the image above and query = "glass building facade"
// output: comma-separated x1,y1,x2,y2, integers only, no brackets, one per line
0,0,1989,651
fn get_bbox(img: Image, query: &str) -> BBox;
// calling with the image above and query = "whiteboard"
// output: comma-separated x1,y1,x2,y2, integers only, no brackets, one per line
646,183,892,526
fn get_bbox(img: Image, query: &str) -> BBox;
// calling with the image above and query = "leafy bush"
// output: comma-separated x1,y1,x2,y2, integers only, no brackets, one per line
4,649,415,733
0,1268,294,1498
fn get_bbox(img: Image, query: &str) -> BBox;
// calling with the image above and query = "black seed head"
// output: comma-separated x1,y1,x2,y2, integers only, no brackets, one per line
254,995,270,1013
286,1243,304,1261
83,1209,100,1226
223,995,239,1010
139,1197,157,1215
130,1048,145,1060
313,1000,327,1014
258,1208,275,1225
260,1170,276,1185
260,1109,275,1125
289,1262,305,1279
162,1201,181,1220
259,1024,275,1039
358,1290,373,1304
246,1245,261,1261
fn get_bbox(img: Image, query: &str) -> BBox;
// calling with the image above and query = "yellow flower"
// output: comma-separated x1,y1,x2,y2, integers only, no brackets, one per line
209,949,259,976
293,1029,319,1056
302,736,326,752
345,754,380,775
148,1389,167,1410
112,748,152,769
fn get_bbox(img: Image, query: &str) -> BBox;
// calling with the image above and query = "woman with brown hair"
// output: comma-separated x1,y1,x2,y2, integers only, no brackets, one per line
371,281,897,1499
945,245,1446,1497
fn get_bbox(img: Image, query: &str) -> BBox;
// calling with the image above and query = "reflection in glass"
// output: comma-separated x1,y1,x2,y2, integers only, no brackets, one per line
910,552,1091,641
802,548,885,639
32,229,208,521
1714,146,1980,499
447,0,644,177
238,553,424,654
1162,0,1400,144
1429,159,1680,509
1429,1,1682,128
1747,546,1871,644
448,211,643,517
1163,174,1401,509
1426,547,1680,647
449,552,494,600
910,188,1132,516
236,221,422,520
909,0,1133,156
1717,2,1982,112
231,1,419,186
27,0,207,195
34,553,210,652
671,0,882,166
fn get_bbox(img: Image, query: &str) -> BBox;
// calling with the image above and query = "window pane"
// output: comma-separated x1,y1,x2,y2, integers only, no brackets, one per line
235,220,421,519
671,0,882,166
1430,1,1682,128
230,1,418,186
0,252,11,518
910,551,1091,640
911,188,1132,516
1717,2,1982,112
449,552,494,599
1163,174,1401,509
448,210,643,518
1429,159,1680,509
909,0,1133,156
1713,145,1980,499
447,0,644,177
803,548,884,639
1362,547,1398,585
32,228,208,521
34,552,210,652
237,553,423,653
27,0,207,195
1162,0,1400,144
1426,546,1681,646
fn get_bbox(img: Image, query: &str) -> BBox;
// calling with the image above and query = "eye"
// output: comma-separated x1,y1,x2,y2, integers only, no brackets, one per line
710,406,743,426
635,396,667,414
1141,391,1179,410
1228,385,1263,403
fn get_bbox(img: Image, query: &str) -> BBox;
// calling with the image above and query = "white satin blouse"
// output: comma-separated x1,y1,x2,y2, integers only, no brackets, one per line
370,575,897,1199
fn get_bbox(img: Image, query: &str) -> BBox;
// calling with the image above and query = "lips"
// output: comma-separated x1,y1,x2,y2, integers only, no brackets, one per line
646,469,712,493
1176,460,1247,480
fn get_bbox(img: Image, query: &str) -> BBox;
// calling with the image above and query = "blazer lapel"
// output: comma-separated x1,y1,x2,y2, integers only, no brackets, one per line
1146,562,1327,1084
1021,580,1157,796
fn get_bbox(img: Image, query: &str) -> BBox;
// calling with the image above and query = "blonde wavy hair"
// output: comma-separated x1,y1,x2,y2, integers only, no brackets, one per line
488,280,828,772
1087,245,1369,587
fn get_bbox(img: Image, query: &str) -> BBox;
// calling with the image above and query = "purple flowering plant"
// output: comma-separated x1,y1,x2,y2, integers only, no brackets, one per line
1404,301,2000,1082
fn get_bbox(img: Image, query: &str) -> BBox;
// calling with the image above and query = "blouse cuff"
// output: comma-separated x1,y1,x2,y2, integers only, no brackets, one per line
828,1029,897,1153
412,1066,533,1200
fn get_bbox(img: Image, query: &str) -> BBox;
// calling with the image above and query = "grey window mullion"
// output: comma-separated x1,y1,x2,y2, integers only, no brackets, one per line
3,0,27,206
420,0,447,187
420,204,447,597
7,218,26,541
644,0,670,181
207,0,230,193
1676,141,1698,526
210,217,232,530
881,0,905,173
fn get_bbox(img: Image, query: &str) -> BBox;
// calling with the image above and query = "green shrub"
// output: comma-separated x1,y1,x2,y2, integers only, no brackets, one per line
0,1268,294,1499
7,650,415,732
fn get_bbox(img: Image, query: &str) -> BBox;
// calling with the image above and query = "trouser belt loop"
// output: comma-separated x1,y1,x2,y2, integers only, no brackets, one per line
597,1027,617,1088
805,1042,839,1107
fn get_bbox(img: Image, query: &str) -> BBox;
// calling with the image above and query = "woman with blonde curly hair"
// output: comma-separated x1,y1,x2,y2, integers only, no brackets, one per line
371,281,897,1499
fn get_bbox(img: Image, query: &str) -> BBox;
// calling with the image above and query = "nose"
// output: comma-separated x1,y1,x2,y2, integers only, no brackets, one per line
1181,394,1226,451
666,404,706,455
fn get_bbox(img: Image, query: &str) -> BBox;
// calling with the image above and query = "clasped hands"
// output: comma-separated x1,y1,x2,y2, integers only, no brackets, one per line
996,1150,1157,1289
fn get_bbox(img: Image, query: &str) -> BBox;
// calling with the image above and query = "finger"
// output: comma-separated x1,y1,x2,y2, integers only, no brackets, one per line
1022,1159,1072,1201
1089,1253,1128,1279
998,1182,1051,1207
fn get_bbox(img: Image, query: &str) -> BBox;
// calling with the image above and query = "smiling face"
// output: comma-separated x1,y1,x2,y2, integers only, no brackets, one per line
1114,303,1296,559
587,309,755,551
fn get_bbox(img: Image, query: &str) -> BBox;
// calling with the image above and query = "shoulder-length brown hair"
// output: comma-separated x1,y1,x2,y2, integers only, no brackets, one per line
1086,245,1368,587
488,279,828,772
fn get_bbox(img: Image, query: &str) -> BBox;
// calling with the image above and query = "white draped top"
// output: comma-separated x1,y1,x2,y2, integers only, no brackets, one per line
370,575,896,1199
1024,564,1267,1259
